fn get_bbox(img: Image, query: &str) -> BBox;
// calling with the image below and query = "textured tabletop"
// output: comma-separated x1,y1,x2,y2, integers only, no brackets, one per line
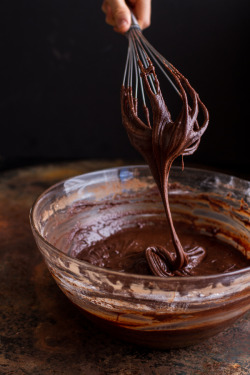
0,160,249,375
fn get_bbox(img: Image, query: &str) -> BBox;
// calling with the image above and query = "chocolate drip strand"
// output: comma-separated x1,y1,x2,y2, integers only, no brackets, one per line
121,13,209,277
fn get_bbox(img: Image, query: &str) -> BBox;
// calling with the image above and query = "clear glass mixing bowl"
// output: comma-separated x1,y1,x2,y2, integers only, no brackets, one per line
30,166,250,349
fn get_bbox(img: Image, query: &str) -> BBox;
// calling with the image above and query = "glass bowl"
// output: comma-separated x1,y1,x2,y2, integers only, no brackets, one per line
30,166,250,349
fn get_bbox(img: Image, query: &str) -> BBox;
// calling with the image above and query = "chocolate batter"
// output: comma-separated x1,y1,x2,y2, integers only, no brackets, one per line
76,220,250,276
121,56,209,276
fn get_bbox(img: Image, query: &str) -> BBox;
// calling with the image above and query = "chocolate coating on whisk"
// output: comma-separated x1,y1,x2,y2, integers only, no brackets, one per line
121,54,209,276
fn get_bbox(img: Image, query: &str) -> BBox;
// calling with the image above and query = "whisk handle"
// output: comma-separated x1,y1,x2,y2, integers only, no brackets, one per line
129,12,141,31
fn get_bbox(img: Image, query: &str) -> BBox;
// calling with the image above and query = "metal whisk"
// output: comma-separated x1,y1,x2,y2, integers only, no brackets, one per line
122,12,209,147
123,13,182,106
121,13,209,276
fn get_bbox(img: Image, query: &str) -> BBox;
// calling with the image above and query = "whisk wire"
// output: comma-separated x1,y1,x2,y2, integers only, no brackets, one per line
128,39,133,88
132,51,139,99
129,30,147,106
140,36,181,96
122,45,130,86
123,13,182,117
131,29,157,95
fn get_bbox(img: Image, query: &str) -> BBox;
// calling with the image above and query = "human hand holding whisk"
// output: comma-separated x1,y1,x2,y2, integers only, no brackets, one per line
101,0,151,33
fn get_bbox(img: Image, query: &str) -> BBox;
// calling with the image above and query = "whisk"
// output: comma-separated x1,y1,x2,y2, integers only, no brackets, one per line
121,13,209,276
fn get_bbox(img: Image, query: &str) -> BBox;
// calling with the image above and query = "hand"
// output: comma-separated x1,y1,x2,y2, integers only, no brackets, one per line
101,0,151,34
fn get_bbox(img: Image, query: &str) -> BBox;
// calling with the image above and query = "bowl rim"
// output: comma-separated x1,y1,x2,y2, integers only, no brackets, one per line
30,165,250,282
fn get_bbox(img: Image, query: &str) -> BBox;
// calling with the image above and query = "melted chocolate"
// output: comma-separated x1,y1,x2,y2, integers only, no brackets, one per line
76,221,250,276
121,57,209,276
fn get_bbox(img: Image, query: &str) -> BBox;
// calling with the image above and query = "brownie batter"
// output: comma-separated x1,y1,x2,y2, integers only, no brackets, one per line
121,55,209,276
76,220,250,276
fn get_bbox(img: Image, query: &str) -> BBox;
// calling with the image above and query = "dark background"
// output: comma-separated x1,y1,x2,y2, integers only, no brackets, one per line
0,0,249,176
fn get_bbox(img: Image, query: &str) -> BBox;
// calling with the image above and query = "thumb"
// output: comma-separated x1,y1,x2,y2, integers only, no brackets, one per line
108,0,131,33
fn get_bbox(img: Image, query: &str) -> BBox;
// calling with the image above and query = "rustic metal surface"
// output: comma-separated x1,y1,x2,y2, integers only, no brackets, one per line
0,160,249,375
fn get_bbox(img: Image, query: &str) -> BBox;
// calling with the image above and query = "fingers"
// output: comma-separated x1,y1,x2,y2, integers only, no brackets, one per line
133,0,151,30
101,0,152,33
102,0,131,33
102,2,115,26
